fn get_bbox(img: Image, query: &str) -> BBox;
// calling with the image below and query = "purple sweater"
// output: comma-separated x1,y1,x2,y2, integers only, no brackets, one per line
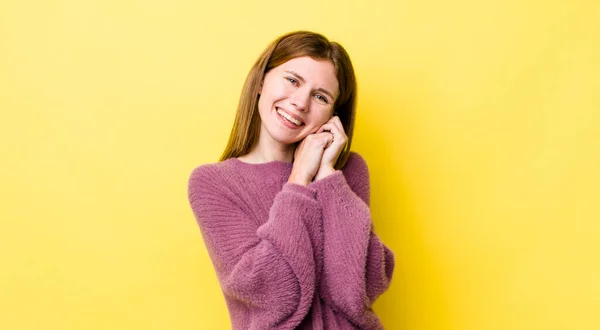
187,152,395,329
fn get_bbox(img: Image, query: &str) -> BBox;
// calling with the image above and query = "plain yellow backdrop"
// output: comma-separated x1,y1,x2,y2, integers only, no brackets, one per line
1,0,599,329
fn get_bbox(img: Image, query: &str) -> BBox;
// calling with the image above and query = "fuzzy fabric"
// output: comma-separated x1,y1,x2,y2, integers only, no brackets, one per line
188,152,395,329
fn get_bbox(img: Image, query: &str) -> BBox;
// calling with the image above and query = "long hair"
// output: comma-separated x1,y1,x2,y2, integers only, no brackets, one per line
219,31,357,170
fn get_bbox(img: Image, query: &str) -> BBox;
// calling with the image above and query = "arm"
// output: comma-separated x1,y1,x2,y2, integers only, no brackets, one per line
309,153,395,329
188,166,321,329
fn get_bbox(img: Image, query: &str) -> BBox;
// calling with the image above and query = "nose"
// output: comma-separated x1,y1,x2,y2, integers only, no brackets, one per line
289,89,310,111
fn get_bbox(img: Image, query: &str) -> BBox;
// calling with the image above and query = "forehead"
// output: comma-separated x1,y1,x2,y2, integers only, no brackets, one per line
275,56,339,91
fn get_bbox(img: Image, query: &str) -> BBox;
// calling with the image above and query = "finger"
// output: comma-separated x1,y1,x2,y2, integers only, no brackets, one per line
331,116,345,133
311,132,334,148
318,123,343,143
329,118,347,144
317,122,338,134
322,133,334,148
315,131,334,141
325,116,344,136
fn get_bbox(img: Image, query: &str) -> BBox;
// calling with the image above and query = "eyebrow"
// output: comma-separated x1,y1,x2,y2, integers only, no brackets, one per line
284,70,335,100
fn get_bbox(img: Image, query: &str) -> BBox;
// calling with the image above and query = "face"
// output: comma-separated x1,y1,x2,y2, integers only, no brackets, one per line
257,56,339,146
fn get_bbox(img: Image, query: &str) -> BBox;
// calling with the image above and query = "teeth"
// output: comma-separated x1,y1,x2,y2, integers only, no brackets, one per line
277,109,302,126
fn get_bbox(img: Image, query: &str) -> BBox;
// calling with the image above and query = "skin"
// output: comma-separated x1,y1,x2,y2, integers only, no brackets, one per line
238,56,348,186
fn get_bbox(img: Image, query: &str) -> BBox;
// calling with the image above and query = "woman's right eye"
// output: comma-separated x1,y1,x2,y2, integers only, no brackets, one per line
286,77,298,85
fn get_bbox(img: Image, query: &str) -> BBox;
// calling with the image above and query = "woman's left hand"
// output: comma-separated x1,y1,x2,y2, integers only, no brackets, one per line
314,116,347,181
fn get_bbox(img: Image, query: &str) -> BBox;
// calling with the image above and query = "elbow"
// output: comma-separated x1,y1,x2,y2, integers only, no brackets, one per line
365,244,395,304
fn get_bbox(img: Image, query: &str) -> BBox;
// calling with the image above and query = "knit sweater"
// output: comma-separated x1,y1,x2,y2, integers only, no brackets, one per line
187,152,395,329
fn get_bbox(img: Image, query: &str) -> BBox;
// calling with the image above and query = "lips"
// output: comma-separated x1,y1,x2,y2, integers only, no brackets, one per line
276,107,304,126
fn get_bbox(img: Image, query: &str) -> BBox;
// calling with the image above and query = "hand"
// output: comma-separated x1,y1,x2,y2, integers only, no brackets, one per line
288,132,334,186
314,116,348,181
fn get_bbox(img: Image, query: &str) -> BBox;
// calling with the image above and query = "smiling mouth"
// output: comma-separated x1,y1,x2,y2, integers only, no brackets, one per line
276,108,304,126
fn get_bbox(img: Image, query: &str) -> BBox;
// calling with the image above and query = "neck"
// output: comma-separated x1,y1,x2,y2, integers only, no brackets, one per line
240,133,297,164
241,145,296,163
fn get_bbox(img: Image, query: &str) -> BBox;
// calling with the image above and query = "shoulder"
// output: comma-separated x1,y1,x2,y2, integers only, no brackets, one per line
188,159,238,198
342,151,369,179
341,151,371,203
189,160,230,184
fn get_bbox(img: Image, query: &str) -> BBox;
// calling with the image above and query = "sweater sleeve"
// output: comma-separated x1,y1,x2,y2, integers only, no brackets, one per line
188,165,320,330
308,153,395,329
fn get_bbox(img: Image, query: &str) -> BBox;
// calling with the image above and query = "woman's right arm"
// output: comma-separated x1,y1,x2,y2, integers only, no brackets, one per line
188,165,321,330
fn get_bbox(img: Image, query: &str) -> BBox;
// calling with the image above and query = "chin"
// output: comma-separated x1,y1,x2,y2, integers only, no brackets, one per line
268,125,306,144
269,129,305,145
274,134,303,146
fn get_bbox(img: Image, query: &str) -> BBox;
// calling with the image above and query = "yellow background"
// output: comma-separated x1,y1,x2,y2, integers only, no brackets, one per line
1,0,599,329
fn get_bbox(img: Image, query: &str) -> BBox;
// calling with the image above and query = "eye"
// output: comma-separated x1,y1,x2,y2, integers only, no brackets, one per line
286,77,298,85
314,94,329,104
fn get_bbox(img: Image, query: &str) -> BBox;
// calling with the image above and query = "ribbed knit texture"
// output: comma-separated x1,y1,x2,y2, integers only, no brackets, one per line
188,152,395,329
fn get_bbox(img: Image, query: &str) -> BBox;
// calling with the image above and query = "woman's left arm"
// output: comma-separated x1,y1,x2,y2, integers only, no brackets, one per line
309,152,395,328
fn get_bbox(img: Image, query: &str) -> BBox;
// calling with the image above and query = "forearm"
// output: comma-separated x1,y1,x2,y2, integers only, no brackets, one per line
309,170,394,328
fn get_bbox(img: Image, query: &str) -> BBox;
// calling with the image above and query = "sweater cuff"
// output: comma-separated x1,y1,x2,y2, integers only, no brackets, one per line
307,170,347,193
282,182,317,200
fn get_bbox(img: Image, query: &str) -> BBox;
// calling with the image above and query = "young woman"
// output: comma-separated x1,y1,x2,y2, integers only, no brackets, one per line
188,31,395,330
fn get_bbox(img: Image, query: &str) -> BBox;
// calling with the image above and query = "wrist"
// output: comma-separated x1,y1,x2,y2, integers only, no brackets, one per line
287,172,310,186
314,166,335,181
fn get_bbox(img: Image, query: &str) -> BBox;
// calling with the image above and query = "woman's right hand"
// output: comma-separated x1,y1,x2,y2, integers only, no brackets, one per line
288,132,334,186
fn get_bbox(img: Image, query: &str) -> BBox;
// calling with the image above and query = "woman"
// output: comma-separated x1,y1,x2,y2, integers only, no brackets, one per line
188,31,395,329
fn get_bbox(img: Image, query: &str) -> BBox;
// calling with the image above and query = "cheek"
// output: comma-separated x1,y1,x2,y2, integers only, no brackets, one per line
263,79,289,100
258,82,280,108
320,107,335,122
310,110,334,129
257,96,273,124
